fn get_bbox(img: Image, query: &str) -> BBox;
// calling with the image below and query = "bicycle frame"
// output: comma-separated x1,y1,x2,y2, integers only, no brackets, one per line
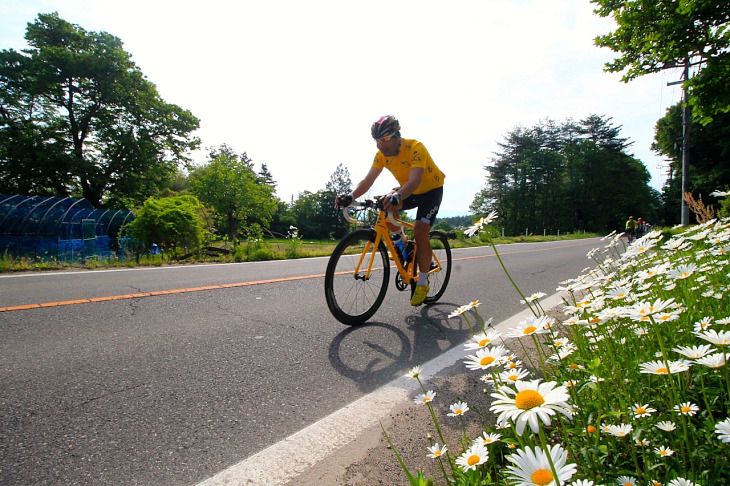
342,202,443,286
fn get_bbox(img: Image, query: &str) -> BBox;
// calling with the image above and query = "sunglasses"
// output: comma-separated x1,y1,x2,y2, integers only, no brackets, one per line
376,135,394,143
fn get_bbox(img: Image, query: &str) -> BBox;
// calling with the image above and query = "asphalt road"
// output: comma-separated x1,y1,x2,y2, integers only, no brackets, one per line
0,238,601,485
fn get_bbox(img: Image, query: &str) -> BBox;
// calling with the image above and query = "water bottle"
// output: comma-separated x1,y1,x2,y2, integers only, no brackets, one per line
392,233,407,262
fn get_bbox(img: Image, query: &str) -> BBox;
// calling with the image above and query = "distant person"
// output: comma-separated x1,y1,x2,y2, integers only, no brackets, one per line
625,216,637,241
335,115,445,306
636,217,646,239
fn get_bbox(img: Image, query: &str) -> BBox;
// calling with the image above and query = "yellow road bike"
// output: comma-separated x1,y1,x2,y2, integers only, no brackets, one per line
324,198,452,325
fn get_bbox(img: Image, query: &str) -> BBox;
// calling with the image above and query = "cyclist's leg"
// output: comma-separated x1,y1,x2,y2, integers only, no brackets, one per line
403,187,443,306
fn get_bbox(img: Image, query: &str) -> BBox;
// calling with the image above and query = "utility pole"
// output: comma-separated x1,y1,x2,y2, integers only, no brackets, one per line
680,61,691,226
667,59,691,226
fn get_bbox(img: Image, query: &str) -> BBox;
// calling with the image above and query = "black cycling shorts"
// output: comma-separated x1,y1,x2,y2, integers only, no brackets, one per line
401,186,443,226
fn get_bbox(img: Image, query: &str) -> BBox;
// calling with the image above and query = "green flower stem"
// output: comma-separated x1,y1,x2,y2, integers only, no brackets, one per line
487,237,536,316
426,402,447,447
537,424,564,486
531,333,548,379
461,313,476,335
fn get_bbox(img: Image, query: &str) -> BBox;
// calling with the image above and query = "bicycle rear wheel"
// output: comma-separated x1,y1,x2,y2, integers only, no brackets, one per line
424,230,452,304
324,229,390,325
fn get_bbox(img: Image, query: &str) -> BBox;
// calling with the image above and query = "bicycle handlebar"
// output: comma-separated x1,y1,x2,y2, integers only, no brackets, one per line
340,198,403,227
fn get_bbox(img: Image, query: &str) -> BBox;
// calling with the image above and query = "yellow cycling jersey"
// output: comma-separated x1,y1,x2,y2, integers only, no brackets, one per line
372,138,445,194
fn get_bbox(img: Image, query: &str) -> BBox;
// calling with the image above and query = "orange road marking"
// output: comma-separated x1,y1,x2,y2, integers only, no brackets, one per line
0,273,326,312
0,239,596,313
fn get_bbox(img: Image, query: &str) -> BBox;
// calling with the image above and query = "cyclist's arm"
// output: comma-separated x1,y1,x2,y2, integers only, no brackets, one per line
352,166,382,199
396,167,424,199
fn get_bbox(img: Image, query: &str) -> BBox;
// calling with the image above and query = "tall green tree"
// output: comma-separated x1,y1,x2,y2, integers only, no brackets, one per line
188,144,276,242
477,115,659,235
591,0,730,124
0,13,199,207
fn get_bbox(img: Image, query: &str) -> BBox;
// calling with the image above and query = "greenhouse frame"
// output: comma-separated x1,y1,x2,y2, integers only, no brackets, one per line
0,194,135,263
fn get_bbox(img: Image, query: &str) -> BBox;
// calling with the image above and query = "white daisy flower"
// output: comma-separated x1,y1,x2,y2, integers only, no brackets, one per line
654,445,674,457
508,315,554,338
454,443,489,472
695,352,726,368
464,329,502,350
505,444,577,486
448,305,470,318
674,402,700,416
413,390,436,405
521,291,547,304
715,417,730,443
631,403,657,419
604,423,633,437
668,478,699,486
500,368,531,383
616,475,637,486
464,344,509,371
695,329,730,346
426,443,448,459
569,479,595,486
407,366,422,378
639,359,692,375
472,431,501,446
447,401,469,417
655,421,677,432
627,297,676,321
490,379,573,435
667,263,698,279
673,344,715,359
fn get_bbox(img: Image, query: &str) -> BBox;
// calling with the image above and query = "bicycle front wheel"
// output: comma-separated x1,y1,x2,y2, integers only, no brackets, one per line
324,229,390,325
424,230,452,304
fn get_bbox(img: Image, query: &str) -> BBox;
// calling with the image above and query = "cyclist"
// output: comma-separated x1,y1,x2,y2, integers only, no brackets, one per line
625,215,637,241
335,115,445,306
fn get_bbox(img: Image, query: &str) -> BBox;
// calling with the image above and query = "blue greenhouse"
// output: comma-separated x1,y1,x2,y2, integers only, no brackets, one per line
0,194,134,262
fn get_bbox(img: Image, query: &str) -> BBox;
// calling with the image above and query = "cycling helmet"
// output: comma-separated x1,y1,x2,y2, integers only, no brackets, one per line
371,115,401,139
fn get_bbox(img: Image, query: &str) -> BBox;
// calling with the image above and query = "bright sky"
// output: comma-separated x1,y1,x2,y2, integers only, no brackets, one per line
2,0,686,217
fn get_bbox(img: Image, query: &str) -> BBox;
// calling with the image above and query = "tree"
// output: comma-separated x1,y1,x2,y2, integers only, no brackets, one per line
188,144,276,242
0,13,200,207
325,163,353,195
653,102,730,224
123,195,207,256
591,0,730,124
257,163,276,187
476,115,659,235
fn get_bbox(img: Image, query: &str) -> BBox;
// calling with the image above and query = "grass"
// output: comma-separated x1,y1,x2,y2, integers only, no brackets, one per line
0,230,600,273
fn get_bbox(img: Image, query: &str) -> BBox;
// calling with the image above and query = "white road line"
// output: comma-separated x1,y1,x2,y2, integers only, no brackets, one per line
196,292,565,486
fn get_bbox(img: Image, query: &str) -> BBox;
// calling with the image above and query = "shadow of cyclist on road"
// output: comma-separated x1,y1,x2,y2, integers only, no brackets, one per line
327,302,474,393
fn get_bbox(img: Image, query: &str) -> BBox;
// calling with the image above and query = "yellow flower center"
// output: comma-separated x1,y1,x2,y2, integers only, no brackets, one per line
422,397,432,403
508,374,518,381
508,362,517,369
523,326,537,334
478,339,490,346
636,407,646,414
531,469,554,485
467,454,481,466
681,406,691,413
587,425,597,433
656,367,669,374
514,389,545,410
454,409,463,415
480,356,495,366
569,363,580,370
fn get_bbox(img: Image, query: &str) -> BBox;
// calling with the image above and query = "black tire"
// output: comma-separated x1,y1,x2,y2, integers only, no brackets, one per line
424,231,452,304
324,229,390,325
